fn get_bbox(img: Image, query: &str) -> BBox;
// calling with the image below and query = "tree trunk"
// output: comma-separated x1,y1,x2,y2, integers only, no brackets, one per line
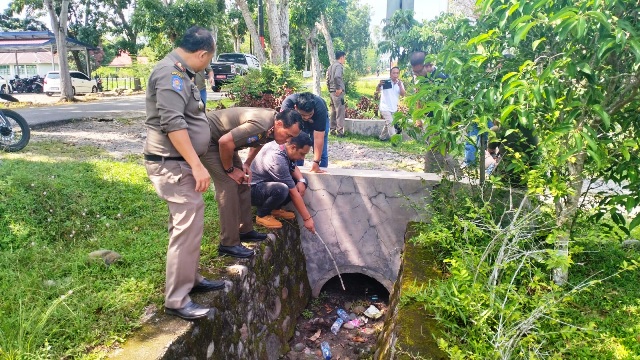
552,150,586,285
71,50,83,72
279,0,290,65
265,0,283,64
235,0,267,63
45,0,73,101
318,13,335,65
306,27,321,95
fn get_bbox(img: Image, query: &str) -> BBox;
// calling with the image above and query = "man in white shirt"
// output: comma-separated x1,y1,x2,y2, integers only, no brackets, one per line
375,66,406,141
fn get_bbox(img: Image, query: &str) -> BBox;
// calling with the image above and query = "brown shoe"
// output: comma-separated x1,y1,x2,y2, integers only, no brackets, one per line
271,209,296,220
256,215,283,229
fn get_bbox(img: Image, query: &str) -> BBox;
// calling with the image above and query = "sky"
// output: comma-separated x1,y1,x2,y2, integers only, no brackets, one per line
362,0,449,30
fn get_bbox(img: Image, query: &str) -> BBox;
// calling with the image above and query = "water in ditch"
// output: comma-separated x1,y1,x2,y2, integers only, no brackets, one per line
284,273,390,360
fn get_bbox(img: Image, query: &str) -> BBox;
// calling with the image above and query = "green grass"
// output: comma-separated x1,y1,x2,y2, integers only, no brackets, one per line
0,143,222,359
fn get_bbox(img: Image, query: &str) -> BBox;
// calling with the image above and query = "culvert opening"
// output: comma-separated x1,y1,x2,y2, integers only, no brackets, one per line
287,273,391,359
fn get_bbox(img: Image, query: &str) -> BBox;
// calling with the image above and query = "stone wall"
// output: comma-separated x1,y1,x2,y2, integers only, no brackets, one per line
108,222,311,360
298,168,440,296
344,118,385,137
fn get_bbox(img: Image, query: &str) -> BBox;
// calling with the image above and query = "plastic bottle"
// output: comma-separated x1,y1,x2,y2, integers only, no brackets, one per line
330,317,344,335
320,341,332,360
336,308,350,322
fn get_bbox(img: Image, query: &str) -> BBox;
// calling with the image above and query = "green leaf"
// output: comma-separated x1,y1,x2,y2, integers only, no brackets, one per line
591,104,610,129
585,11,611,31
500,105,518,122
549,8,577,22
597,38,617,59
509,15,534,30
467,32,490,45
514,21,537,45
576,16,587,38
586,149,603,168
501,72,519,83
621,146,630,161
630,213,640,232
544,87,556,108
532,37,546,51
629,40,640,62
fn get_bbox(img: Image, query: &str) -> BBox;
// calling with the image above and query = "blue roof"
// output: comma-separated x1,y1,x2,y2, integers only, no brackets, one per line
0,31,96,52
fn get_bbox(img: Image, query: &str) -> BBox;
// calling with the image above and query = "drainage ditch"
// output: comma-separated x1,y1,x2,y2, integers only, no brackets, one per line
285,273,390,359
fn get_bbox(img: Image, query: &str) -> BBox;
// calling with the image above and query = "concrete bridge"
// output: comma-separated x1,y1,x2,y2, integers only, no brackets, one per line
296,168,440,296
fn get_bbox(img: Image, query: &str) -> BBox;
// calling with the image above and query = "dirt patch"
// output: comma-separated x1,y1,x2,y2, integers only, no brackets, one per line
30,115,424,172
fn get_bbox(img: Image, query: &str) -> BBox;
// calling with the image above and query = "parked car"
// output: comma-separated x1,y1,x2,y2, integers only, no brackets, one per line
0,75,13,94
216,53,261,74
210,61,238,92
43,71,98,96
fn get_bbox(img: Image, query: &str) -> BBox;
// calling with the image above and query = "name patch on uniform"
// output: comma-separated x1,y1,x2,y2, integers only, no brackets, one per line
171,71,184,78
247,135,259,144
171,75,184,92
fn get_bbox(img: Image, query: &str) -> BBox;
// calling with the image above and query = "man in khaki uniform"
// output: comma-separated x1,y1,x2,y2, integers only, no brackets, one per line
327,50,346,137
194,66,213,109
144,26,224,321
201,108,302,258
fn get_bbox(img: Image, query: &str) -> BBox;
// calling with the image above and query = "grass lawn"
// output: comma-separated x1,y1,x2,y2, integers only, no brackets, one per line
0,141,223,359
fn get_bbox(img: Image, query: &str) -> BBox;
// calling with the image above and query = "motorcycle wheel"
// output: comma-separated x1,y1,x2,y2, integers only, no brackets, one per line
0,85,6,94
0,109,30,152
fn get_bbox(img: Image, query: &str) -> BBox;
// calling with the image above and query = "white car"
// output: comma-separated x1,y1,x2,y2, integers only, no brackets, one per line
43,71,98,96
216,53,261,74
0,75,12,94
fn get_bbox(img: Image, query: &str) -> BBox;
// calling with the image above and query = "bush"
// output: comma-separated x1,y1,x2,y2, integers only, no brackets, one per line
226,63,302,109
345,96,378,119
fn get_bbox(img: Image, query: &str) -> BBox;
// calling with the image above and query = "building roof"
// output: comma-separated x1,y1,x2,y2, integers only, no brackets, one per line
0,31,96,53
108,51,149,67
0,52,57,65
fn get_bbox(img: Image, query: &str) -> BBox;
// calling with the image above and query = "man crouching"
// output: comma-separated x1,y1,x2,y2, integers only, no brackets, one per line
250,132,316,234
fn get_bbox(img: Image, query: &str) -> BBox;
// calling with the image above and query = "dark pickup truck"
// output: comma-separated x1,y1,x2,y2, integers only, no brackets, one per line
210,61,238,92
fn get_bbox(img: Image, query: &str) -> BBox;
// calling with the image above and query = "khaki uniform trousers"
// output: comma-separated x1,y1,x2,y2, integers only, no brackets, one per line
201,145,253,247
329,92,346,135
146,160,206,309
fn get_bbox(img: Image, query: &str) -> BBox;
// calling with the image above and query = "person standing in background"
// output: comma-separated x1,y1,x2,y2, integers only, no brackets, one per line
327,51,346,137
194,66,213,109
375,66,406,141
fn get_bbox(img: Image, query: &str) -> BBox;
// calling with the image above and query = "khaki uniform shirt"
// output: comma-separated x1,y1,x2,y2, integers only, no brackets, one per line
207,107,277,150
326,62,344,93
144,50,209,157
194,67,212,91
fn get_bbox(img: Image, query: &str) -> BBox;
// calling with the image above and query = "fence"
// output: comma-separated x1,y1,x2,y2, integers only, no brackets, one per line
100,77,147,91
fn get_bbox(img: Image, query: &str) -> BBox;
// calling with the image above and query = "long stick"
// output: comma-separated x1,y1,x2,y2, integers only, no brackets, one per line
314,232,346,291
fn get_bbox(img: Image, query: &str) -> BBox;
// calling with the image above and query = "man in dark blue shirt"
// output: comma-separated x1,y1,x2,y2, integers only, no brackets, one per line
280,92,329,173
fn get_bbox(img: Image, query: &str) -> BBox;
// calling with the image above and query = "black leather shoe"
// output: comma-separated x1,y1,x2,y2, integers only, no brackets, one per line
165,301,210,320
240,230,268,242
190,278,225,293
218,244,254,258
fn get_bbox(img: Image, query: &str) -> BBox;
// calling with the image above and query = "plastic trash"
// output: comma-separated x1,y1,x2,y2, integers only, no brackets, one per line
330,317,344,335
336,308,350,322
363,305,383,319
320,341,332,359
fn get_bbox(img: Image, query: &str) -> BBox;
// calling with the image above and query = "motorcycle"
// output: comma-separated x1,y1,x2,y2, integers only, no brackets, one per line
29,75,43,93
0,93,30,152
95,75,103,92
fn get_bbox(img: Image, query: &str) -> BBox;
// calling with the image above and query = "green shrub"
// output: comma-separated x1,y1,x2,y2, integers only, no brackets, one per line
226,63,302,108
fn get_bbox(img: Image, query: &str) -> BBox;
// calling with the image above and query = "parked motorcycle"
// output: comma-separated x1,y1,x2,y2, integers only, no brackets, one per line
0,93,30,152
29,75,43,93
95,75,103,92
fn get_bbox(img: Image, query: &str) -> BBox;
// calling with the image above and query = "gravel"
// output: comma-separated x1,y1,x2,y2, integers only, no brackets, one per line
31,115,425,173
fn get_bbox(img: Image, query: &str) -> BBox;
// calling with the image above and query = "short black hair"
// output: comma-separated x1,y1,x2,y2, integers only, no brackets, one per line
277,108,303,129
295,92,316,113
390,66,400,72
335,50,346,60
289,131,313,149
409,51,426,66
179,26,215,53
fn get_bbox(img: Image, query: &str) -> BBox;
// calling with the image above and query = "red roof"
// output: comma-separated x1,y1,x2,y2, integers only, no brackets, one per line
0,52,57,64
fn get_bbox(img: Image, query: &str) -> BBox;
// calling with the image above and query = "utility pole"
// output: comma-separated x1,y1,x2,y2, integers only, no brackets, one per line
258,0,265,49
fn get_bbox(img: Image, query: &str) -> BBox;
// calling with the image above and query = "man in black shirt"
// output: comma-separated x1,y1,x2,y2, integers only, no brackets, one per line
280,92,329,173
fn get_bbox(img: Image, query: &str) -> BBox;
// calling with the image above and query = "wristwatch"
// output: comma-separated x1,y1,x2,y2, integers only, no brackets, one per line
225,166,235,173
297,178,308,188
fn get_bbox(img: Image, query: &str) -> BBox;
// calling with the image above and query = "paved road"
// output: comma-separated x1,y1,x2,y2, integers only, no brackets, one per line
11,91,226,128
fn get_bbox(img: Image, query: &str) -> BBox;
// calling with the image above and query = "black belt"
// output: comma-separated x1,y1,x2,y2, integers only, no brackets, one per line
144,154,185,162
